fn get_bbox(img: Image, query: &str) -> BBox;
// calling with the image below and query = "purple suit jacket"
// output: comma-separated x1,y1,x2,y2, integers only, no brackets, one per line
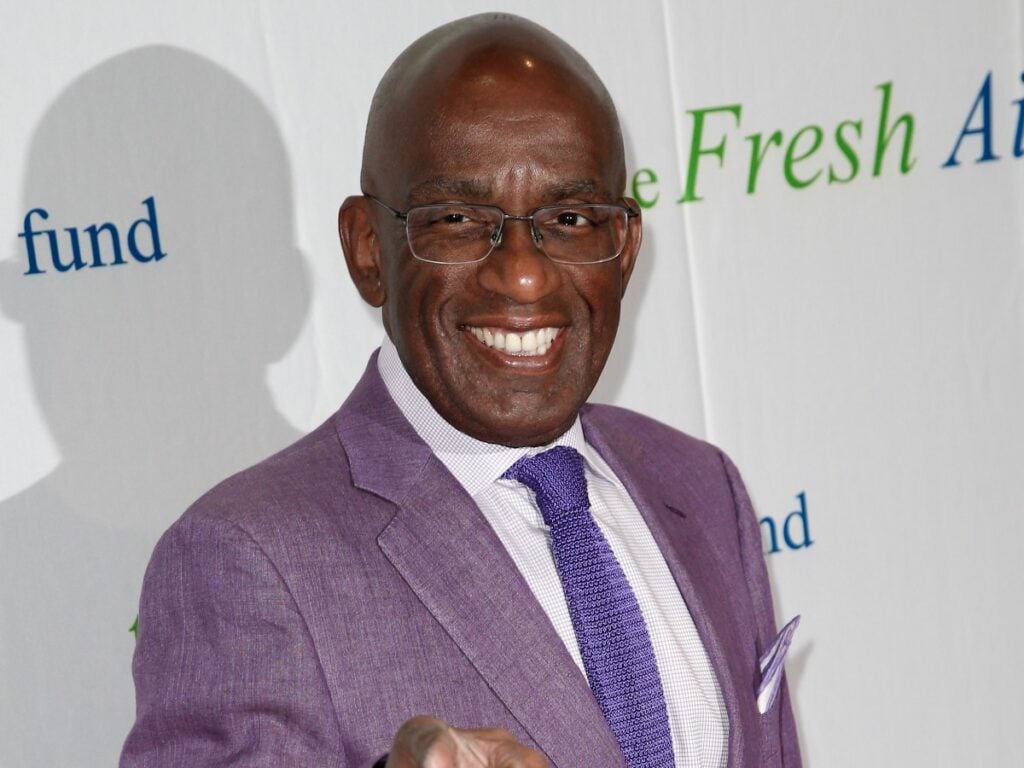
121,355,801,767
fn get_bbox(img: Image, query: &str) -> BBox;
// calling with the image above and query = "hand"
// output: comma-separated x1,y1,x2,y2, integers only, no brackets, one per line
385,716,548,767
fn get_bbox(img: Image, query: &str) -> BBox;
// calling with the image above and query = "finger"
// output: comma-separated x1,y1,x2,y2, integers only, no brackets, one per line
449,727,549,768
447,728,491,766
487,741,549,768
388,716,456,768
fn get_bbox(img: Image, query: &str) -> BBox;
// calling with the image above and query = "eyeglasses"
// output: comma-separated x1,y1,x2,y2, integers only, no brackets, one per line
363,193,639,265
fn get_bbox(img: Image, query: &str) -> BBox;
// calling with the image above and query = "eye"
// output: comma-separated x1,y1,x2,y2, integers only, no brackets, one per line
422,207,486,227
555,210,592,228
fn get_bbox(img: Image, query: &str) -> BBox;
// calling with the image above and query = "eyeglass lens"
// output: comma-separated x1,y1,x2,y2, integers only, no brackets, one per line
405,204,628,264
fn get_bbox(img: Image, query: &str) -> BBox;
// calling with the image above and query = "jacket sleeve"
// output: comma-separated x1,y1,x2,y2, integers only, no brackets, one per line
120,514,344,767
720,451,803,768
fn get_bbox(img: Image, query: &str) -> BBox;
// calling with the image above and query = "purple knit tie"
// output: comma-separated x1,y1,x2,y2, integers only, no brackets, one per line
504,446,676,768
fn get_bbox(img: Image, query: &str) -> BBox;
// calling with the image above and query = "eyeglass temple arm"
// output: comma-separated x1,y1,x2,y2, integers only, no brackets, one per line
362,193,408,221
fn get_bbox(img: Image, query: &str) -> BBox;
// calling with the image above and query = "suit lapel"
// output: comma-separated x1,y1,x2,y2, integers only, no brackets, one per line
335,358,621,767
582,409,758,768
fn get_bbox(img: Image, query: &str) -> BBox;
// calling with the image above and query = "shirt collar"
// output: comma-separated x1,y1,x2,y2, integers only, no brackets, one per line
377,337,617,497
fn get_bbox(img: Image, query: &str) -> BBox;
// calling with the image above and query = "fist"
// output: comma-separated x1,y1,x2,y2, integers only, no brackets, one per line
386,716,549,767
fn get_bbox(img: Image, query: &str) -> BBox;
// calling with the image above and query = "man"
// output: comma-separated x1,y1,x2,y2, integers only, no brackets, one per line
122,13,800,768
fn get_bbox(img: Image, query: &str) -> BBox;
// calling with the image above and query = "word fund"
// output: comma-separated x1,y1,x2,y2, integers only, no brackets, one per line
18,196,166,276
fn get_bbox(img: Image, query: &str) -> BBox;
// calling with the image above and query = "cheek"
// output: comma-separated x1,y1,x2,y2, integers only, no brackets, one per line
386,268,464,362
574,272,623,334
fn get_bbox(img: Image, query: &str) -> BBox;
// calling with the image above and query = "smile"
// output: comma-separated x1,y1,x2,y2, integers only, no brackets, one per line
465,325,562,356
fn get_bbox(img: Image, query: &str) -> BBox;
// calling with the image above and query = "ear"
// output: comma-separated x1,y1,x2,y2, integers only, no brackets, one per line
617,198,643,298
339,196,386,307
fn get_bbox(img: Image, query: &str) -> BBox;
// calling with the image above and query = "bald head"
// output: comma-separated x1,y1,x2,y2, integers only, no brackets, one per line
360,13,625,202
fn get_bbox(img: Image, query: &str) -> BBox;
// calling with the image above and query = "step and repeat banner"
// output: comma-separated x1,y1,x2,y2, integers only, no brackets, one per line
2,1,1022,765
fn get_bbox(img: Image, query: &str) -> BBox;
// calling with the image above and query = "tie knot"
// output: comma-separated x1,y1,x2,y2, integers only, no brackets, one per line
503,446,590,525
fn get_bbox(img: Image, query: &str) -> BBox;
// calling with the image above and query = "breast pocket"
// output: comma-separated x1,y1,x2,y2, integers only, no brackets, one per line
759,700,783,767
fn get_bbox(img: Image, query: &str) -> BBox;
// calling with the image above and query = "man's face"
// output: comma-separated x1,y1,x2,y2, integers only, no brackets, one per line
365,59,639,447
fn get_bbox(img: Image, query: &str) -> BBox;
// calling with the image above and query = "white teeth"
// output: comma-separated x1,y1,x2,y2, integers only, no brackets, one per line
466,326,561,357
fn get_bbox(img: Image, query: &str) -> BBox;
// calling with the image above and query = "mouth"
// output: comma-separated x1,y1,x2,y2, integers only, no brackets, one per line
464,325,563,357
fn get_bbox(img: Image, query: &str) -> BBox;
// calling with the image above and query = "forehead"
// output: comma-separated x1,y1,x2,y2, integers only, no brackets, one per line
375,46,623,204
416,108,613,201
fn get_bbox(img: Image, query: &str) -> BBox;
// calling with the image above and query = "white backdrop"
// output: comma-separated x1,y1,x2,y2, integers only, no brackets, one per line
2,1,1022,766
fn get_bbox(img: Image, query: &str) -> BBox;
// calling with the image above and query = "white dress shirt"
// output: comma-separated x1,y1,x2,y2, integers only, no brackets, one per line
378,339,728,767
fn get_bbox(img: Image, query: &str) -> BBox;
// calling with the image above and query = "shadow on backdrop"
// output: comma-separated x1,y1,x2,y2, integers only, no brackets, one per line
0,46,309,767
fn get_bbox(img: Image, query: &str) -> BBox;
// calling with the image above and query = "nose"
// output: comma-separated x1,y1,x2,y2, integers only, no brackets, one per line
476,218,561,303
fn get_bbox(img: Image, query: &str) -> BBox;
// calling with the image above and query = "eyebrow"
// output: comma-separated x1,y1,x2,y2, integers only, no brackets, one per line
407,177,492,204
405,177,605,206
542,179,600,200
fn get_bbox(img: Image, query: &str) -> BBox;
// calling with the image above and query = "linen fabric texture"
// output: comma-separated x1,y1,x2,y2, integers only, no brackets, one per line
377,338,727,767
120,353,801,767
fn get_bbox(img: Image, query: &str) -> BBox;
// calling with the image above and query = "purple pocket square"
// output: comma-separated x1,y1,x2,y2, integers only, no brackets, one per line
756,615,800,714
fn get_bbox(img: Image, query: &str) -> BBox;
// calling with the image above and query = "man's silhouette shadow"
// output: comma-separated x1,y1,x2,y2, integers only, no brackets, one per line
0,46,310,767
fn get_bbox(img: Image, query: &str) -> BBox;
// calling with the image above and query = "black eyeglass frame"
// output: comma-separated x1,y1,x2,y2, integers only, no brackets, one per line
363,192,640,265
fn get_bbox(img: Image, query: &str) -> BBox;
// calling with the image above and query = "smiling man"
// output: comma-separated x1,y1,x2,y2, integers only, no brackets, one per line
123,13,800,768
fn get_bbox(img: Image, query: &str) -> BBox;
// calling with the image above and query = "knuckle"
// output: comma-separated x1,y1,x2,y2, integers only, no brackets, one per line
392,715,451,760
490,738,548,768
